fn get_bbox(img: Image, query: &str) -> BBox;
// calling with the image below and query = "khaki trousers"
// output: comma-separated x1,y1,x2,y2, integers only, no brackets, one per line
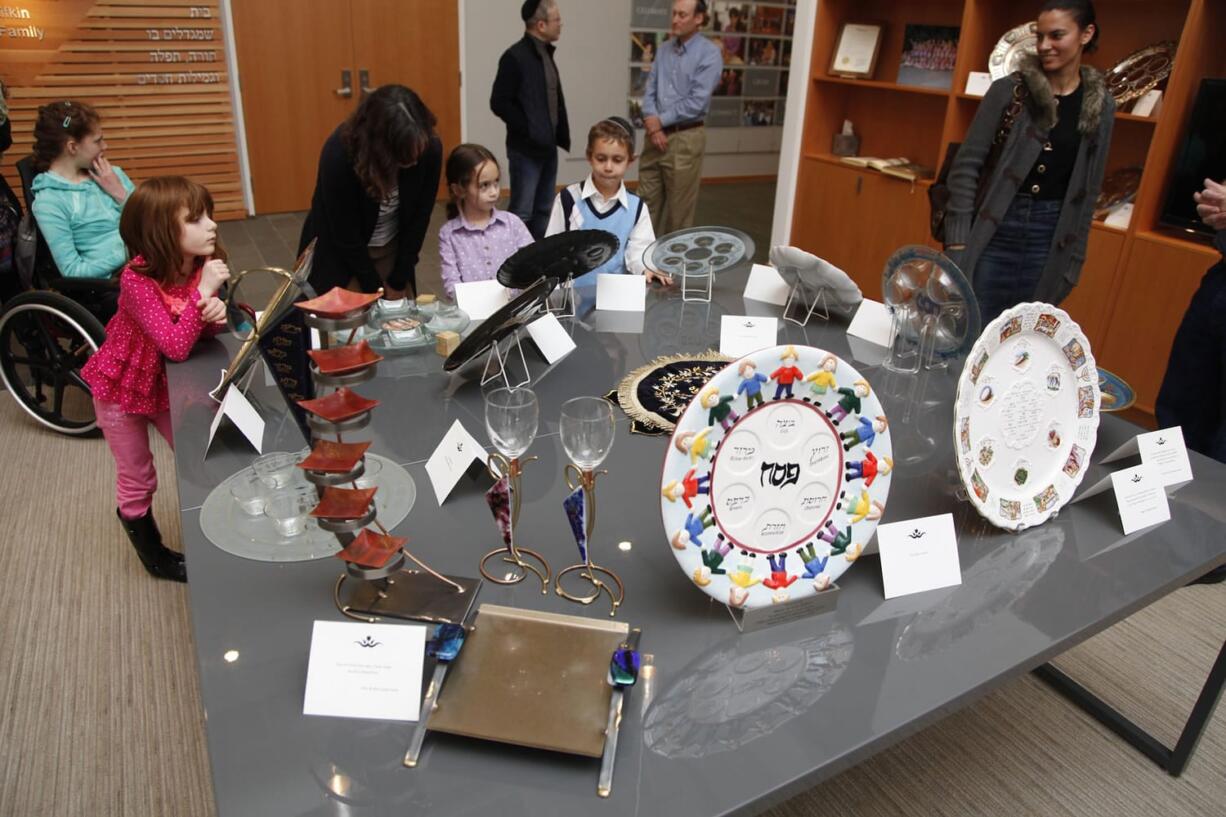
637,126,706,235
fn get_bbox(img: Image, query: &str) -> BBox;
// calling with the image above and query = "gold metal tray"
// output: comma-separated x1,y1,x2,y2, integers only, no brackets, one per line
427,604,628,757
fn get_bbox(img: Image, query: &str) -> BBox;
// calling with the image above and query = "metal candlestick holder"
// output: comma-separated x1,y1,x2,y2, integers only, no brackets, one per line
481,452,551,592
556,464,624,617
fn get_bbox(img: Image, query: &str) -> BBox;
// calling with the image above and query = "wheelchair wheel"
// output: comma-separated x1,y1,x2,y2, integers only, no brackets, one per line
0,291,107,435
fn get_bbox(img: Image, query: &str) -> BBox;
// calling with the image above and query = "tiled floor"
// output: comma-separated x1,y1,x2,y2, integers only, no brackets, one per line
217,181,779,295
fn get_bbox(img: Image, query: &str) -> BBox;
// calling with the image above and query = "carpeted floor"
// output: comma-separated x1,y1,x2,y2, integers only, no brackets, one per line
1,182,1223,816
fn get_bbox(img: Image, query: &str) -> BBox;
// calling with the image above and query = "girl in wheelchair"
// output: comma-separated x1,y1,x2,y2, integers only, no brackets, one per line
81,177,230,582
30,100,133,280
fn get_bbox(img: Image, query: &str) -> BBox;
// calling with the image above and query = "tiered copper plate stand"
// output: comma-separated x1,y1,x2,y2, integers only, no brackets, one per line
295,288,480,624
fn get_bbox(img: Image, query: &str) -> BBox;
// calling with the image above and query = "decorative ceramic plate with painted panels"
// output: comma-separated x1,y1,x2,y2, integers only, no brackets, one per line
660,344,893,610
954,303,1100,531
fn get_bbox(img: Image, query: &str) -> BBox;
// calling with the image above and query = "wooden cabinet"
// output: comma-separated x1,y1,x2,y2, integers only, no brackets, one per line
791,0,1225,419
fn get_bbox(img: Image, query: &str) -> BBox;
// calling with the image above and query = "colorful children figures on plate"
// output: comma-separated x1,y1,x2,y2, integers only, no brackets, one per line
660,345,893,610
701,385,740,431
845,450,893,487
841,414,888,451
804,353,839,398
828,379,870,424
737,359,768,409
770,345,804,400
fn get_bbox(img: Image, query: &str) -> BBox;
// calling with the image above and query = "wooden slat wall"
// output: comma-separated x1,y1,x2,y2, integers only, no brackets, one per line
0,0,246,220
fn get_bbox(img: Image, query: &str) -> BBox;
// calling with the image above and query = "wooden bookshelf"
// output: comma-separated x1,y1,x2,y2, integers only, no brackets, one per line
791,0,1224,418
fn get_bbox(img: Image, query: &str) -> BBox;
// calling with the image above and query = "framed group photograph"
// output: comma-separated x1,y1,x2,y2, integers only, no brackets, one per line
897,24,960,90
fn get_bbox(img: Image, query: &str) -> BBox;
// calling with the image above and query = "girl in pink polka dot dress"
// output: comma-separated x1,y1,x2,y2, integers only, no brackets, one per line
81,177,230,582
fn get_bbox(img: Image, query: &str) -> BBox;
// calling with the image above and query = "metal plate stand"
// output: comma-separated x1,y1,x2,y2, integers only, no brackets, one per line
783,283,832,326
480,329,532,389
725,584,841,634
681,262,713,303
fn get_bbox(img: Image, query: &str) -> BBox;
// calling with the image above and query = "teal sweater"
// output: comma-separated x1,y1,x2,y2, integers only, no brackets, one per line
31,167,134,279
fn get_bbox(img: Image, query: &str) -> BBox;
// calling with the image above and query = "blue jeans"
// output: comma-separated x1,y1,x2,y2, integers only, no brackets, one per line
506,146,558,240
972,196,1062,327
1156,258,1226,464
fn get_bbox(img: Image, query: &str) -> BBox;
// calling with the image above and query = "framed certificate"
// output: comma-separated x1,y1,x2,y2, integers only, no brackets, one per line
830,22,883,79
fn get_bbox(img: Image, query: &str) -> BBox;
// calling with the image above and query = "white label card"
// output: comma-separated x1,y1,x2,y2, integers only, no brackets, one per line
303,620,426,721
876,513,962,599
525,313,577,364
1110,464,1171,535
1101,426,1194,487
454,280,510,321
742,263,791,306
719,315,778,357
595,274,647,312
425,419,488,505
846,298,895,348
205,383,265,456
965,71,992,96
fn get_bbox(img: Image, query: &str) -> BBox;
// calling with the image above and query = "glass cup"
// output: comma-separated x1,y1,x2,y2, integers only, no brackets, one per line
253,451,298,490
560,396,615,470
264,486,317,538
229,469,268,516
485,387,539,460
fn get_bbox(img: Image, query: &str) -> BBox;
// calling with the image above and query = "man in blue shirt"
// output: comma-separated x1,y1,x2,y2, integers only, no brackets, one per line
639,0,721,236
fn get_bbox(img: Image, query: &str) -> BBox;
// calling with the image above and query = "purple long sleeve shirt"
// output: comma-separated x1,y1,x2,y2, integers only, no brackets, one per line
438,208,534,298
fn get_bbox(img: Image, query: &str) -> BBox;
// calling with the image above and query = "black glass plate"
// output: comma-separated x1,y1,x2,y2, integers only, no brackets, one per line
443,276,557,372
496,230,619,288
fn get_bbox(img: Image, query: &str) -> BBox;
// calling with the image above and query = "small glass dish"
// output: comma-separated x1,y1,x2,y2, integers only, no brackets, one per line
354,456,383,489
229,469,268,516
253,451,299,489
264,486,318,538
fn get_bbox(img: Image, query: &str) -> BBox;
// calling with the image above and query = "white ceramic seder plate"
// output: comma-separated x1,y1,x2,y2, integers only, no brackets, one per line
660,344,893,609
989,22,1037,81
954,303,1100,531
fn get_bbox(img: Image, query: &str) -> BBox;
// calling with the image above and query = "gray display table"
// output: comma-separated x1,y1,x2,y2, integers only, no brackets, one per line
166,275,1225,817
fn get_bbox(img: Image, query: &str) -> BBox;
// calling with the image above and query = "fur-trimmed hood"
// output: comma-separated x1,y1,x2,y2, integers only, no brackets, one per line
1016,52,1108,135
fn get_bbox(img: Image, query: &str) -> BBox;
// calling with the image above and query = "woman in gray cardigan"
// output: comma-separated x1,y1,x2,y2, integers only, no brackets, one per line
944,0,1113,326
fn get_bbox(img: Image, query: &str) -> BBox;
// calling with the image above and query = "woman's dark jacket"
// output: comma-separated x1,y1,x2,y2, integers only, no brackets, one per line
945,53,1115,304
298,125,442,294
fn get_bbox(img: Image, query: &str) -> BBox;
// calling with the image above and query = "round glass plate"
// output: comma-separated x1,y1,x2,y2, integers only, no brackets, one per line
882,244,981,357
660,344,893,610
200,454,416,562
644,226,755,278
989,22,1037,81
953,303,1101,531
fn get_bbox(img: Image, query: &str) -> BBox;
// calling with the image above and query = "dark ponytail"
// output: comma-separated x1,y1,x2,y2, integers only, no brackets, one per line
1041,0,1099,53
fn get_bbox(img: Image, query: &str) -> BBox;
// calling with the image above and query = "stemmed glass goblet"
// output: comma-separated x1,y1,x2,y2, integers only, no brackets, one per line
482,387,550,591
556,396,623,616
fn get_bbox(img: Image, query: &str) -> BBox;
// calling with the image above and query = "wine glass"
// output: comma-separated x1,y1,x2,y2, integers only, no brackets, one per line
480,387,549,589
559,396,615,469
557,396,623,615
485,387,539,459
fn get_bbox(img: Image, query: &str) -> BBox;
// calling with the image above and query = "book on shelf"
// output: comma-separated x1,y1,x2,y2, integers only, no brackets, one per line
880,162,935,181
866,157,911,171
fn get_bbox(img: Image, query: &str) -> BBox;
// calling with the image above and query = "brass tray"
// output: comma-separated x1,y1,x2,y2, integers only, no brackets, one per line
1106,42,1176,106
427,604,628,757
